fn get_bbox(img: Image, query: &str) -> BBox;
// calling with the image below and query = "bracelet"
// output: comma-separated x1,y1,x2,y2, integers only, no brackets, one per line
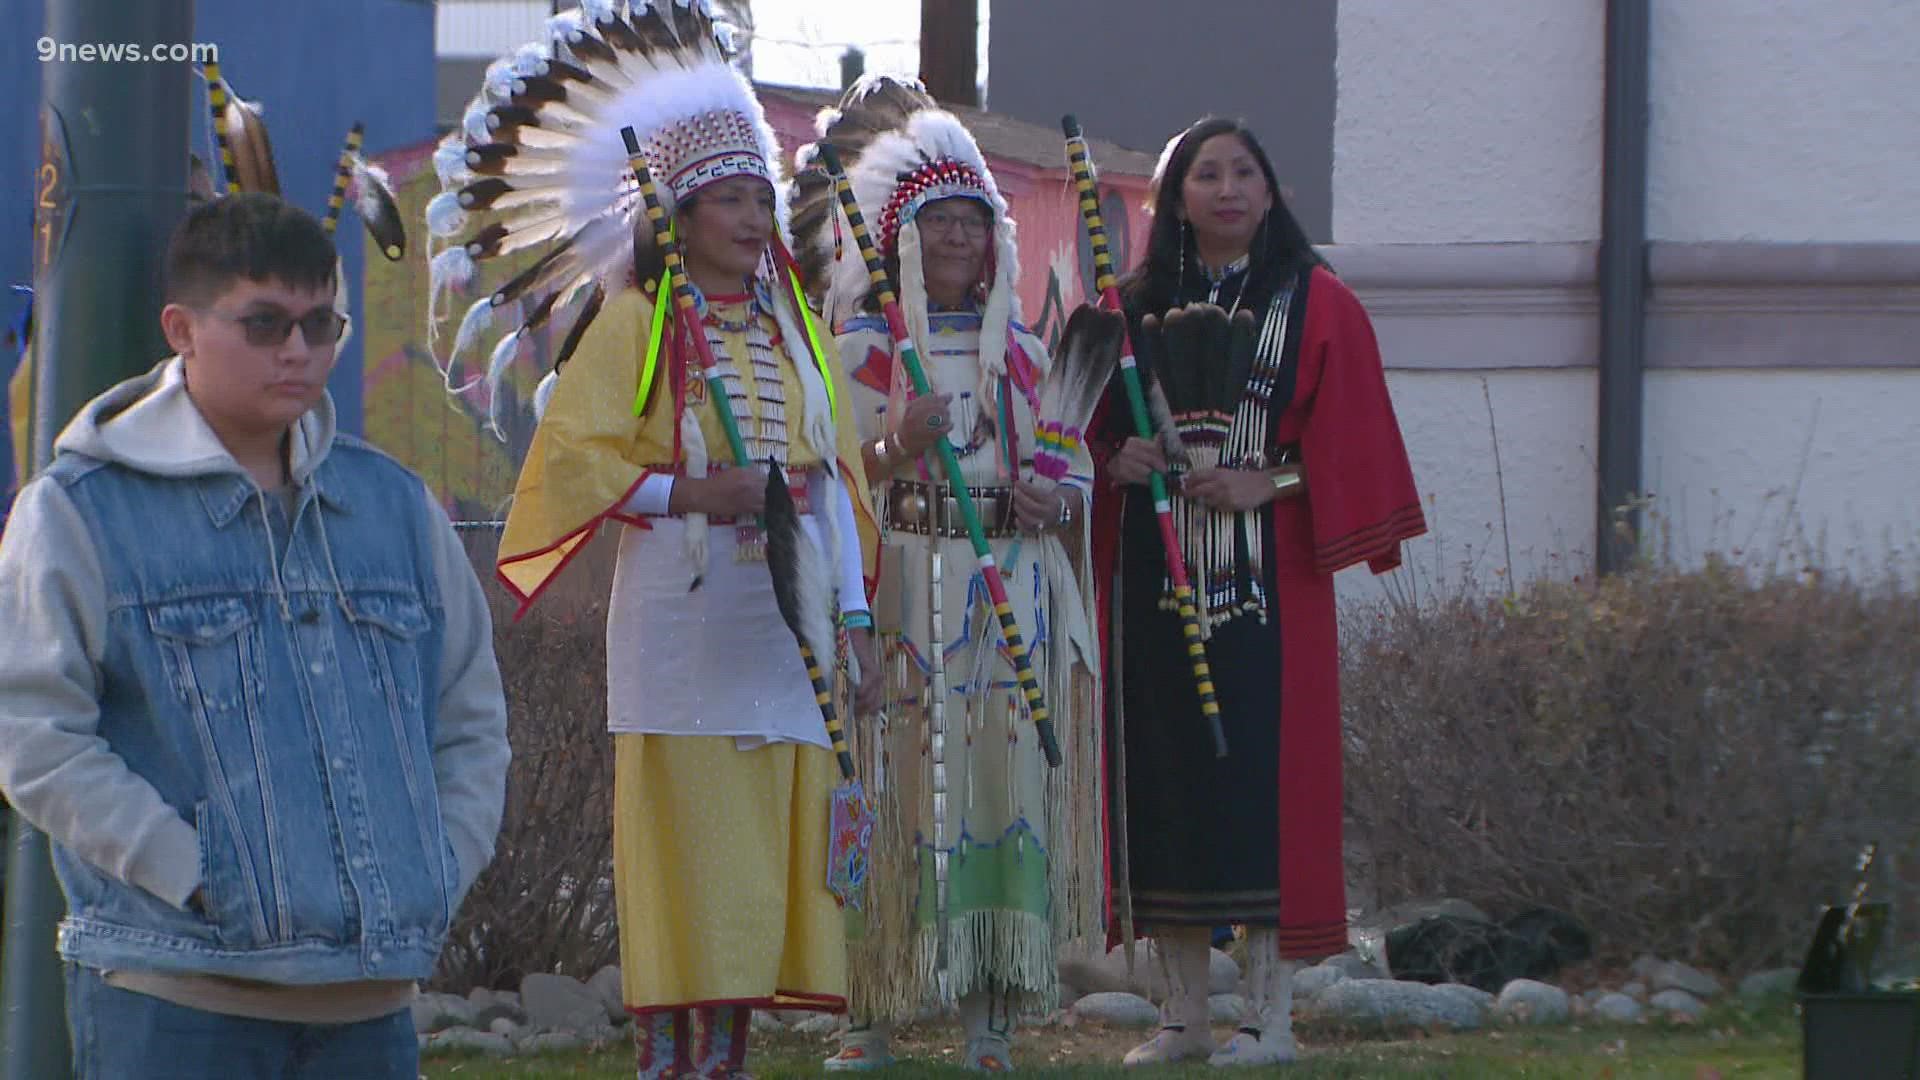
872,431,907,464
1055,493,1071,528
840,610,874,631
1269,464,1306,499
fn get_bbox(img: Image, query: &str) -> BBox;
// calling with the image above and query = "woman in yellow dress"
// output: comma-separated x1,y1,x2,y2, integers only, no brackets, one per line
427,5,880,1077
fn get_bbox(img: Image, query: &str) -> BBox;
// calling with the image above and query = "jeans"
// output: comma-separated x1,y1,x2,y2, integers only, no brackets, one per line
65,964,418,1080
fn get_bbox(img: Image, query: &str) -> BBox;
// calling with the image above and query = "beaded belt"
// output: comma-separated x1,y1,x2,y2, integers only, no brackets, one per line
884,479,1019,539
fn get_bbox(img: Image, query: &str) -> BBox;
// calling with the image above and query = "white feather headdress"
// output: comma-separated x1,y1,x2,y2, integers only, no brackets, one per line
788,75,1022,403
424,0,783,433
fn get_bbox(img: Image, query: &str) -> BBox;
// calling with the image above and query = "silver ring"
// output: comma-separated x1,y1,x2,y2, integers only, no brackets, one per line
926,413,946,430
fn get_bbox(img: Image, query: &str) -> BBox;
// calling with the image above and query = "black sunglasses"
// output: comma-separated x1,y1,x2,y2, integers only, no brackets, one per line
213,306,350,348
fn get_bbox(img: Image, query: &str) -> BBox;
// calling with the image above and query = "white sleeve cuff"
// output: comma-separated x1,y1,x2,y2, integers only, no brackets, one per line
828,473,870,613
620,473,675,517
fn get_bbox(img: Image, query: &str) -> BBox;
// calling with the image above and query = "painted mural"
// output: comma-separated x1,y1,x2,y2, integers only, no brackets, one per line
362,108,1152,520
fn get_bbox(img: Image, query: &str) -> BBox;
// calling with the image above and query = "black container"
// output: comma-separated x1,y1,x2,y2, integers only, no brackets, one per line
1802,992,1920,1079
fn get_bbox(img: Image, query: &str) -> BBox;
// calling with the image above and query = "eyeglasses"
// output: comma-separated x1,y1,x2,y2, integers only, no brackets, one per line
213,306,350,348
917,208,992,239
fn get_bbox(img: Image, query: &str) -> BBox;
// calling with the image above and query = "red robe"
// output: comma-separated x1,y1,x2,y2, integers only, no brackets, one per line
1089,266,1426,960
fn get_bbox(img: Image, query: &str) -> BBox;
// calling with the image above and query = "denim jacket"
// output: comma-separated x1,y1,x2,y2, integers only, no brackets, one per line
0,359,508,984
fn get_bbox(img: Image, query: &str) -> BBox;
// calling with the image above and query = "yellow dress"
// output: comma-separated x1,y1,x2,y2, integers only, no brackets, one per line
499,283,877,1015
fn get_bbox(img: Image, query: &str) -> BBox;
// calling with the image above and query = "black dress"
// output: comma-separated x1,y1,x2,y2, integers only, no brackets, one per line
1107,260,1310,929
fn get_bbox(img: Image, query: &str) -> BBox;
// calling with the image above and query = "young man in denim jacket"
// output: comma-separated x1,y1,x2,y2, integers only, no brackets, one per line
0,192,510,1078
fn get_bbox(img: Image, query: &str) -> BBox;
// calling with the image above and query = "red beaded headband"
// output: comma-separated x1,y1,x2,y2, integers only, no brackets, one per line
876,157,990,255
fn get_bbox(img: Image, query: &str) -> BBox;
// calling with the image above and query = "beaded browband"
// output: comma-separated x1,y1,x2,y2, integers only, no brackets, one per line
876,158,989,255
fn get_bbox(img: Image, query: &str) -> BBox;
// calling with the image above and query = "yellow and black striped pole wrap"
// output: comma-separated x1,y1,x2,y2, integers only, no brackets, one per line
801,644,857,779
322,123,363,235
204,62,241,194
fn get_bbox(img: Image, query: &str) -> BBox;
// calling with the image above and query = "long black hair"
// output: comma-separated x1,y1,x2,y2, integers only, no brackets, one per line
1119,117,1322,317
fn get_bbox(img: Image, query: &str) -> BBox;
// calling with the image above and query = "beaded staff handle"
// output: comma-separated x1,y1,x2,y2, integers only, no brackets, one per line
816,142,1063,769
1062,115,1228,759
622,127,856,781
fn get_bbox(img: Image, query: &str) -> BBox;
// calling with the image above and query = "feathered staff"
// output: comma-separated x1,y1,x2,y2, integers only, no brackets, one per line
202,62,280,196
1032,304,1124,485
815,142,1063,770
625,131,873,907
322,123,407,262
1061,115,1227,758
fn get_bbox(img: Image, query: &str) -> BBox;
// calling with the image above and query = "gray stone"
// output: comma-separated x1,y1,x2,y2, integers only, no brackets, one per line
1621,980,1648,1002
1653,961,1723,1000
1431,982,1496,1017
1071,991,1161,1028
488,1017,522,1040
521,973,611,1034
1649,989,1708,1020
1738,968,1799,1000
1593,992,1645,1024
411,992,477,1034
1629,954,1666,980
521,1031,585,1053
1208,949,1241,995
1321,951,1388,982
587,964,627,1022
793,1013,842,1036
468,988,527,1028
1209,993,1249,1023
425,1028,515,1056
1312,979,1483,1031
1292,964,1347,1000
1494,979,1570,1025
750,1010,787,1034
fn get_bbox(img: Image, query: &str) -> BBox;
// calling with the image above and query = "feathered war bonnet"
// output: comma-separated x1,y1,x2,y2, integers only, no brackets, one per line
789,75,1022,407
422,0,800,435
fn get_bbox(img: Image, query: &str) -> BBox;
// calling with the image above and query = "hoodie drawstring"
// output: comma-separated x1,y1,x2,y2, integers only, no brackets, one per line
312,504,357,621
256,493,295,624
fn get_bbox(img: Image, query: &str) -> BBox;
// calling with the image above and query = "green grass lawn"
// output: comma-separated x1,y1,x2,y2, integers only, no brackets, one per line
422,998,1802,1078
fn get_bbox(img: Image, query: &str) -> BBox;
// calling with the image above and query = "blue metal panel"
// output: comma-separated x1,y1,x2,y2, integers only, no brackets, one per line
3,0,436,438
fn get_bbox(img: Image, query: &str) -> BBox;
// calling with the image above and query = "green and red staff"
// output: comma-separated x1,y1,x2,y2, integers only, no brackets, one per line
1061,115,1227,759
